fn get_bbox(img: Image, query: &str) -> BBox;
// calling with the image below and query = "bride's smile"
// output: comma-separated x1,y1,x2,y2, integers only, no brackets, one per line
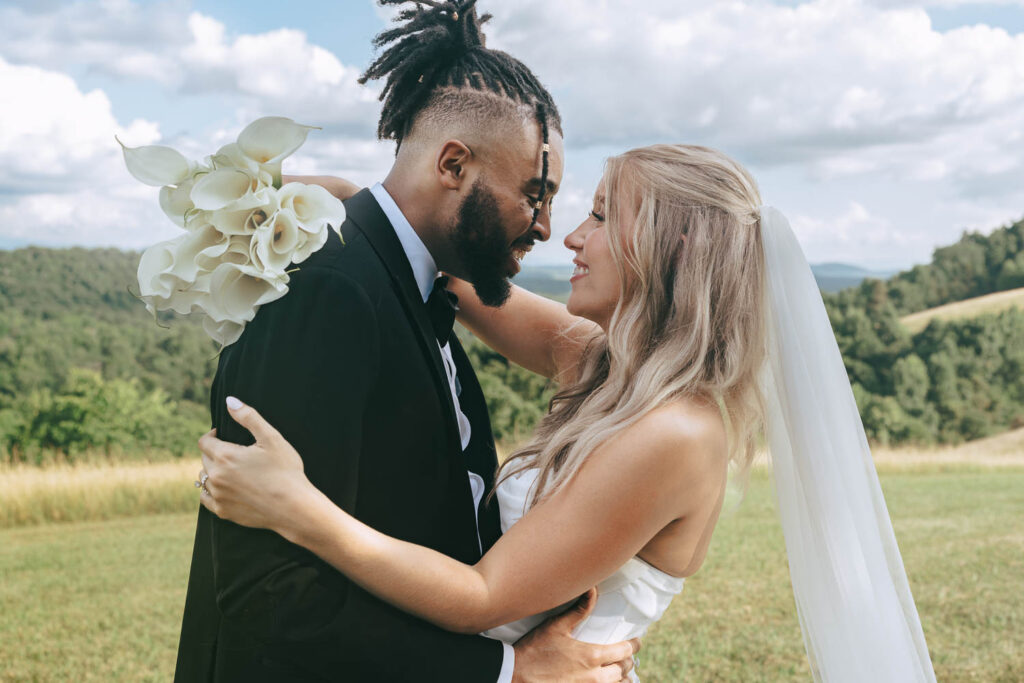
565,190,623,330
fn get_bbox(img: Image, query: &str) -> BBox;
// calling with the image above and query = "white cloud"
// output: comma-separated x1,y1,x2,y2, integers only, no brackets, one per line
480,0,1024,268
0,2,381,132
790,200,921,264
0,56,177,247
868,1,1024,7
0,0,190,83
486,0,1024,162
0,56,159,192
0,186,173,249
2,0,1022,272
0,50,393,250
177,13,380,132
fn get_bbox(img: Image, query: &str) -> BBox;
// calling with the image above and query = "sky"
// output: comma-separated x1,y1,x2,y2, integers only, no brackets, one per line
2,0,1023,271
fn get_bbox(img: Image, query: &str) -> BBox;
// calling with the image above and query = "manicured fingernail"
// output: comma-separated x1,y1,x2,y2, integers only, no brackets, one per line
226,396,243,411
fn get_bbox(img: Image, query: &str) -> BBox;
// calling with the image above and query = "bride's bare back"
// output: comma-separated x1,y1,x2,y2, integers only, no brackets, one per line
449,277,729,581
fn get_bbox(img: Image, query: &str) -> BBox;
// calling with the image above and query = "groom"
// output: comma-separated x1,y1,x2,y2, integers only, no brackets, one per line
174,2,637,681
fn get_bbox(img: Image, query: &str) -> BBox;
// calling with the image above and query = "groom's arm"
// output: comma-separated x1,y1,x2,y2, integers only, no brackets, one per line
208,266,506,680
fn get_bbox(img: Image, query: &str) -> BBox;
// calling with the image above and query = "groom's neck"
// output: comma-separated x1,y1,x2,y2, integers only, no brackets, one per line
382,167,457,272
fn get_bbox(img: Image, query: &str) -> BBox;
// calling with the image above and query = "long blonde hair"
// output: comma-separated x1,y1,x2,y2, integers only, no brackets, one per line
499,144,768,506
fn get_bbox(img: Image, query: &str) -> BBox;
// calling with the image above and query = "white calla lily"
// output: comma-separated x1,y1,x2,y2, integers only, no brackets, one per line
278,182,347,233
209,142,261,174
205,262,289,324
190,168,272,212
158,177,197,228
252,209,302,276
137,240,212,316
203,317,246,347
160,272,213,316
197,235,252,271
292,224,329,265
161,225,228,286
137,239,178,299
237,116,318,166
124,115,332,347
208,192,279,236
117,137,192,187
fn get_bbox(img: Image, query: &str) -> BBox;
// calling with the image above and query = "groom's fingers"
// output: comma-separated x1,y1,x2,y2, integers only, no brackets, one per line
554,586,598,633
225,396,281,444
613,650,635,679
595,638,640,667
594,663,628,683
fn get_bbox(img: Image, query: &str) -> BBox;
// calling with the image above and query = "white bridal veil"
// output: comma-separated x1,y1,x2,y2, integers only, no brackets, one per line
757,207,936,682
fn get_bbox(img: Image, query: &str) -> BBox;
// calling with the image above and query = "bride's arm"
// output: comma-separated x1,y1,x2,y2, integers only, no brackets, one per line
279,173,599,383
199,398,722,634
446,277,600,385
281,174,361,200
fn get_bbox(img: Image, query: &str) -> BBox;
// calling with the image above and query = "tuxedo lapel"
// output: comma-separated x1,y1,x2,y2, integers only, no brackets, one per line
342,189,463,455
448,336,503,552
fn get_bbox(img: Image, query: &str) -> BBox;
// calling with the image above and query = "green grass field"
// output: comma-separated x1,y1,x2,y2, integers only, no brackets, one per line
2,469,1021,681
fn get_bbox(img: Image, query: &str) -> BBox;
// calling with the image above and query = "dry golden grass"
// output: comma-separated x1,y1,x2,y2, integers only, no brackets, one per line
871,427,1024,470
733,428,1024,483
7,429,1019,530
0,458,201,528
900,286,1024,334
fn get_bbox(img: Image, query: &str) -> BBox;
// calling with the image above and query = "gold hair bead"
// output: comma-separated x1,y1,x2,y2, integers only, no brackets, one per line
418,74,424,83
452,11,459,21
542,143,550,153
535,201,543,210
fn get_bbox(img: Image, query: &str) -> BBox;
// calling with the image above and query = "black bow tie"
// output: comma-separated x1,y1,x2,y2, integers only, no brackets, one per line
427,275,459,343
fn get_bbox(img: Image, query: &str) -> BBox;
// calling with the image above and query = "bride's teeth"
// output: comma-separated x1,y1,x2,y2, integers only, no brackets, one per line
572,265,589,277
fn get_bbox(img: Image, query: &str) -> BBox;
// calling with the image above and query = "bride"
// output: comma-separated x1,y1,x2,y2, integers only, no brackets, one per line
197,144,936,682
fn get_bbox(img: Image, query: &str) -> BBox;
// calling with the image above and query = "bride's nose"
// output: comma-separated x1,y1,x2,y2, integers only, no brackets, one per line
564,219,586,252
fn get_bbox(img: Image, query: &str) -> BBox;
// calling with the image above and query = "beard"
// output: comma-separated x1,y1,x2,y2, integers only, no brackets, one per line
451,180,520,307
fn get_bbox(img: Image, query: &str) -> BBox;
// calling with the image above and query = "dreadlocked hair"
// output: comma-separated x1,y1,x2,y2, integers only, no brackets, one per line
361,0,561,223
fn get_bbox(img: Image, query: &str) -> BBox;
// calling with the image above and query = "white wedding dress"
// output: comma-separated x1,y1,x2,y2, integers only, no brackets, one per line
481,468,685,682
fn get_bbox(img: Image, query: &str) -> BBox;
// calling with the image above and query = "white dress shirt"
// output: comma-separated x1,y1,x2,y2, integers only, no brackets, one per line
369,183,514,682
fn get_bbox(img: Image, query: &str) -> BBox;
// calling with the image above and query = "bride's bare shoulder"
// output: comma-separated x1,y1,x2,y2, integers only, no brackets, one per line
637,397,726,455
613,398,728,490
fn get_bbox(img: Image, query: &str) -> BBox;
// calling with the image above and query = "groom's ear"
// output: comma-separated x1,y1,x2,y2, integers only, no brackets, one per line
436,139,475,190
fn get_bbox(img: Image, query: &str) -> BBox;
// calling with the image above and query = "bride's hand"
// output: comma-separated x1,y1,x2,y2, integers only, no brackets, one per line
197,397,313,532
281,174,360,201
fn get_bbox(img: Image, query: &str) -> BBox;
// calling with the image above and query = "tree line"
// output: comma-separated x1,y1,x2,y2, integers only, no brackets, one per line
1,217,1022,463
825,218,1024,444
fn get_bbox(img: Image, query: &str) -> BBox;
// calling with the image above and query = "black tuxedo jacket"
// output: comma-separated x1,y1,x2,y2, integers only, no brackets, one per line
174,189,505,682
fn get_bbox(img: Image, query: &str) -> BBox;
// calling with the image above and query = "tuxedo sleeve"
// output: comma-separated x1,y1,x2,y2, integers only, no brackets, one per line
206,266,505,682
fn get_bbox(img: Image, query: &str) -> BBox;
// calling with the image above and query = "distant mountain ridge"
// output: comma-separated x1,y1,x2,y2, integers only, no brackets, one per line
515,261,895,299
812,263,898,293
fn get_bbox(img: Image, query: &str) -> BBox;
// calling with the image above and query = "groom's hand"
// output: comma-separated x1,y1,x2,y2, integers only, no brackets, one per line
512,588,640,683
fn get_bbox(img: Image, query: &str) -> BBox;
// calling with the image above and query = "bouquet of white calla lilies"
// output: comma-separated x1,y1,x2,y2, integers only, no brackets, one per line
121,116,346,347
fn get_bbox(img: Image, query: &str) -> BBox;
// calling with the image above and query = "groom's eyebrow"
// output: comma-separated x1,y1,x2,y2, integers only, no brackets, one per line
525,177,559,195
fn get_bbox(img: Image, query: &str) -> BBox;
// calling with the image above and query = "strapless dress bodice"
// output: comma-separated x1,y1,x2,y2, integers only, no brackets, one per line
481,469,685,679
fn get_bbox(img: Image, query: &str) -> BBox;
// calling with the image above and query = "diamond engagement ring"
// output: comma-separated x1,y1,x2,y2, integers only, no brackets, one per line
194,471,210,495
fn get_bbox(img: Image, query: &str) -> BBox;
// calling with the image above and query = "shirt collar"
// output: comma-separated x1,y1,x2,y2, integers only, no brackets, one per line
370,182,439,303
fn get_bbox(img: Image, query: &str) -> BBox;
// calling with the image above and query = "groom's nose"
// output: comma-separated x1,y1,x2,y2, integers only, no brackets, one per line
530,208,552,242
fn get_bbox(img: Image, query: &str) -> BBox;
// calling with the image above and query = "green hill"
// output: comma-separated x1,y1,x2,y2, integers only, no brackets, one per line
824,217,1024,445
900,287,1024,334
1,213,1022,460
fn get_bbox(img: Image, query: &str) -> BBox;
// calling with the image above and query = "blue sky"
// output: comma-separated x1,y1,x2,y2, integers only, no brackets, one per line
2,0,1024,270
